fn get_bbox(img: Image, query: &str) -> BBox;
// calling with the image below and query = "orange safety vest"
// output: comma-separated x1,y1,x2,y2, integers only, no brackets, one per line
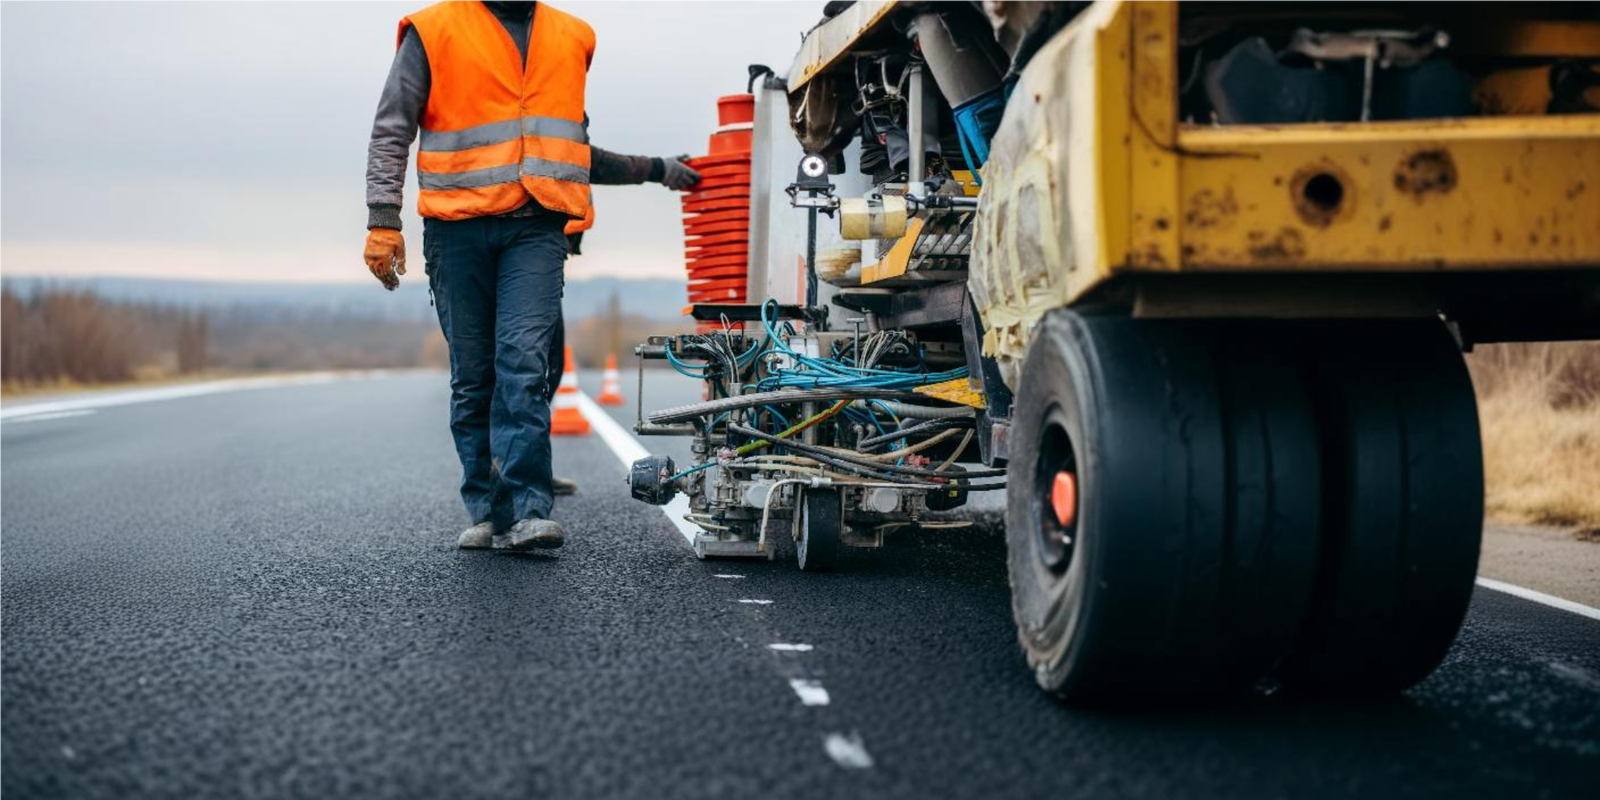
564,204,594,235
399,1,595,223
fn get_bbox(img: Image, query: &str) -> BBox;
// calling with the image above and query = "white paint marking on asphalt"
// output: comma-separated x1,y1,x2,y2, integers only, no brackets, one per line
713,574,746,579
1476,577,1600,622
1547,661,1600,692
0,371,400,421
768,643,814,652
789,679,831,707
738,599,774,604
573,390,699,547
2,410,95,424
823,733,874,769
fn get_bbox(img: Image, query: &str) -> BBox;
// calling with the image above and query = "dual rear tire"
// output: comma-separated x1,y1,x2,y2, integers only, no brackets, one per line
1005,311,1482,703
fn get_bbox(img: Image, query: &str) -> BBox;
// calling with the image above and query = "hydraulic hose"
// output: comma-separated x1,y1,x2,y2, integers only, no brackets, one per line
850,399,975,419
846,427,963,462
728,423,1007,481
647,388,923,425
858,416,969,450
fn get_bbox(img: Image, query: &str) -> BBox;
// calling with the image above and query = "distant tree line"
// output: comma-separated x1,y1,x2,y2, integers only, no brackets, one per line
1,286,447,391
2,286,210,387
2,285,700,392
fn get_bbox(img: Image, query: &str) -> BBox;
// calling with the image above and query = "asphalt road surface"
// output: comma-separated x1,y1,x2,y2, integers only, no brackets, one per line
4,371,1598,799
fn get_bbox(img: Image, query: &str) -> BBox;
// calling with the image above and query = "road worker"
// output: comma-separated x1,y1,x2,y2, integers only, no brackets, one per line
362,0,698,551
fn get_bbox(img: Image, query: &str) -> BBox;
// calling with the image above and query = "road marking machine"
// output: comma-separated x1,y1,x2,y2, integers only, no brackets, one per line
626,1,1600,701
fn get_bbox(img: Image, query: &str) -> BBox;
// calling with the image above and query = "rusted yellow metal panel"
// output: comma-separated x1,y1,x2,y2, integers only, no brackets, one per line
913,377,987,409
1093,2,1133,278
861,217,926,284
970,0,1600,387
972,0,1124,383
786,1,899,92
1126,2,1181,271
1170,116,1600,271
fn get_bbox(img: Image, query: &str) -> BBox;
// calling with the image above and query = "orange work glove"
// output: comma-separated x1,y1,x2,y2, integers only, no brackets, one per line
364,228,406,291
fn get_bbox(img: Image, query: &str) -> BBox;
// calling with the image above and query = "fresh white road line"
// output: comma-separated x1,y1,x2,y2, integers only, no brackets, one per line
789,679,831,707
823,733,874,769
573,390,698,547
738,599,774,605
0,371,399,421
1477,577,1600,622
2,410,95,424
768,643,814,652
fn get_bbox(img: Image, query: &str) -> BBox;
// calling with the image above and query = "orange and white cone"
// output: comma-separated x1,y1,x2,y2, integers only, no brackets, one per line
551,345,592,436
597,353,626,406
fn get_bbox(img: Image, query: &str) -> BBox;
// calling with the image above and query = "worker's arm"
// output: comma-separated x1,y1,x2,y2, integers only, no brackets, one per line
591,147,701,190
366,28,428,232
362,28,429,290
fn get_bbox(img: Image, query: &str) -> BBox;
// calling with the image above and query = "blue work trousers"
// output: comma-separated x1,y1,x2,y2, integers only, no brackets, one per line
423,214,566,525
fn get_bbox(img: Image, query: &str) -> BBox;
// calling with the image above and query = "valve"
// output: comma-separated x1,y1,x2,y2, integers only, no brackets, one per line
628,454,679,505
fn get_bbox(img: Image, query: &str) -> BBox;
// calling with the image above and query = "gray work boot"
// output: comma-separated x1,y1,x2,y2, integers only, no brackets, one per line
503,518,565,550
456,522,497,550
553,476,578,496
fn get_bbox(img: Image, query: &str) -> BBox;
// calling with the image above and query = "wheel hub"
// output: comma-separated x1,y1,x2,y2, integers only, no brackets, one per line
1035,419,1078,572
1051,471,1078,529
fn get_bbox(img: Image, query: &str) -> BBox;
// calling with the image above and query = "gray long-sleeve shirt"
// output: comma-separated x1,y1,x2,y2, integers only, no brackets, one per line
366,1,655,230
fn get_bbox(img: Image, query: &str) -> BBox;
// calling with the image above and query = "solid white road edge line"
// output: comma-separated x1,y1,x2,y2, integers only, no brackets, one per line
573,390,698,547
1476,577,1600,622
2,410,96,424
789,679,831,707
0,371,400,420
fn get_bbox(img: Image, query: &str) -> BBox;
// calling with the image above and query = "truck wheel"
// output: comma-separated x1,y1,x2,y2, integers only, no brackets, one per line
1282,323,1483,694
797,487,843,571
1005,311,1321,702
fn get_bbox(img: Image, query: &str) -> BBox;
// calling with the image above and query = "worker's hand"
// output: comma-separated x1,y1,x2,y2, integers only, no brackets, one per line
659,155,700,190
363,228,406,291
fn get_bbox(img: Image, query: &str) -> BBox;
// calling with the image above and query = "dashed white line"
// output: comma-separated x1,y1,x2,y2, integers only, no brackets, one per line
2,410,95,424
789,679,831,707
823,732,874,768
712,574,746,580
737,598,774,605
573,390,699,547
577,387,1600,773
1476,577,1600,622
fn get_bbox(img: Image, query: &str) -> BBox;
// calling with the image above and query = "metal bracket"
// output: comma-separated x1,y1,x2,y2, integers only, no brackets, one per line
959,294,1012,466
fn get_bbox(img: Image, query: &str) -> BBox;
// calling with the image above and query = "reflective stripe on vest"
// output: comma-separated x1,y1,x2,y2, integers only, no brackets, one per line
400,2,595,222
418,116,589,153
417,157,591,191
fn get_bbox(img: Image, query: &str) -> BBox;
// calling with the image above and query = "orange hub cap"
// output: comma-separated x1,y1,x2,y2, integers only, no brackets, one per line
1051,471,1078,528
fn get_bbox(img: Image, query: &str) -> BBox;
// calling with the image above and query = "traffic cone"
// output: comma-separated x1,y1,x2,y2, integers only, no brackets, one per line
551,345,592,436
597,353,626,406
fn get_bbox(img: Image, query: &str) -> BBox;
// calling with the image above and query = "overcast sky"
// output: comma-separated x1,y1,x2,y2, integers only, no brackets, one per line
1,0,821,284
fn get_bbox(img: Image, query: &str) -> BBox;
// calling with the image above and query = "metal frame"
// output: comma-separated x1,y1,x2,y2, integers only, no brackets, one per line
1098,2,1600,279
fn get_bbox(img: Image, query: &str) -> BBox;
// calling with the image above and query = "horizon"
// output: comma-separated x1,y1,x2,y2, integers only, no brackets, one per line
0,1,820,284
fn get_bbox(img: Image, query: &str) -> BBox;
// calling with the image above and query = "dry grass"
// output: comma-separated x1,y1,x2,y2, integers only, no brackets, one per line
1468,342,1600,530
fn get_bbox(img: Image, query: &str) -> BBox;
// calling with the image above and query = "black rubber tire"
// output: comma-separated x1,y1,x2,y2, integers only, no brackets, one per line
1281,322,1483,694
797,487,843,571
1005,311,1322,702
